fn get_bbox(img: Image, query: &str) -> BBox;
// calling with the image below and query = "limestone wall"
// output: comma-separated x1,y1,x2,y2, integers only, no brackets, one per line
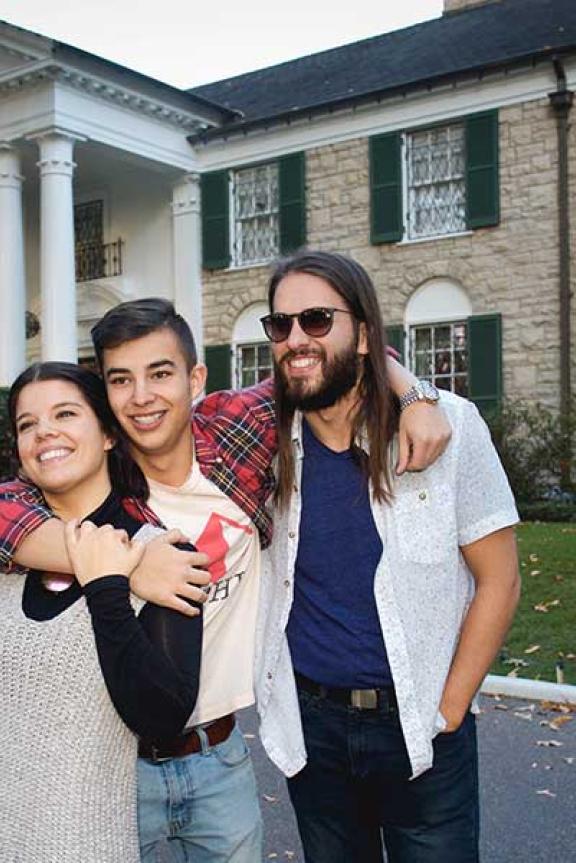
202,97,576,409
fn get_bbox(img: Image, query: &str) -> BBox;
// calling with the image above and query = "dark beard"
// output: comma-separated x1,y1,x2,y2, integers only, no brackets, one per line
277,343,360,412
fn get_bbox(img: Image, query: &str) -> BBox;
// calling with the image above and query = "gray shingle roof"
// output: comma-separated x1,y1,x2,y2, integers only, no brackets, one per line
189,0,576,134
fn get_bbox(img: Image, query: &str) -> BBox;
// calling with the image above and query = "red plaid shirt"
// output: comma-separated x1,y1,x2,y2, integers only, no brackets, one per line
0,380,277,568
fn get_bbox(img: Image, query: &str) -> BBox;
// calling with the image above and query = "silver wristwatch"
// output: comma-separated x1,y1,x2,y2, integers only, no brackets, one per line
398,380,440,411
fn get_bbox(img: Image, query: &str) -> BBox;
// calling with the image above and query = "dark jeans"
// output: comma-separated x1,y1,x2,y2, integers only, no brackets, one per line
288,689,479,863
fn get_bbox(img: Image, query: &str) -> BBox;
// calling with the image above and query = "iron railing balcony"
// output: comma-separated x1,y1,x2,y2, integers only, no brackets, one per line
75,239,123,282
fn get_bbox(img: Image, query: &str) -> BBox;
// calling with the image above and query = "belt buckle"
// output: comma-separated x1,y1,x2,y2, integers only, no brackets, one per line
149,745,173,764
351,689,378,710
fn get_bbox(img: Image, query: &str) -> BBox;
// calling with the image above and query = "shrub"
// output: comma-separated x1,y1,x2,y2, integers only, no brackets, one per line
517,500,576,522
486,399,575,507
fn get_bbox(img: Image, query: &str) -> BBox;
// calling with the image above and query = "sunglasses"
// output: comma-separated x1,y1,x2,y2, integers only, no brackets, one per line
260,307,353,343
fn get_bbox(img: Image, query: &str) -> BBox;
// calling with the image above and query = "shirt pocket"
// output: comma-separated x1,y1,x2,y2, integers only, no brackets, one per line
392,483,455,564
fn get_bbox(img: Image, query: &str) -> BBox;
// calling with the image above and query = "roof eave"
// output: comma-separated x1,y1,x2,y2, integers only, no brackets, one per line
188,44,576,145
51,42,243,125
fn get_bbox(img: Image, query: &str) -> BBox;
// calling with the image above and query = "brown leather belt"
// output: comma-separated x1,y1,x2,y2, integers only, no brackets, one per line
138,714,235,763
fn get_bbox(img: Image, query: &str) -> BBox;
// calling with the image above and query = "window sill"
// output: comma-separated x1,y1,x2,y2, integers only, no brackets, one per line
225,259,275,273
397,230,473,247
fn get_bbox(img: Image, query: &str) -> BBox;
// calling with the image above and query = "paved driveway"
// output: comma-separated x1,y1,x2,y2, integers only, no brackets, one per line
240,694,576,862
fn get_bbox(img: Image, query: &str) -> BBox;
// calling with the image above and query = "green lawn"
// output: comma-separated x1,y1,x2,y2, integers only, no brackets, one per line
490,522,576,686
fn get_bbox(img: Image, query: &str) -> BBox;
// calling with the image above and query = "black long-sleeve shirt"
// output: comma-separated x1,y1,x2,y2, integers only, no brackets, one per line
21,491,202,743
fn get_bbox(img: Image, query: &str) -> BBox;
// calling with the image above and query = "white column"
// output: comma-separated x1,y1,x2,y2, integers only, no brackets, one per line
0,144,27,385
171,173,204,361
35,131,83,361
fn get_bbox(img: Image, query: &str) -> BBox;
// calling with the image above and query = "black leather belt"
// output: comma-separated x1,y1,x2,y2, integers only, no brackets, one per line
138,714,235,762
295,672,397,712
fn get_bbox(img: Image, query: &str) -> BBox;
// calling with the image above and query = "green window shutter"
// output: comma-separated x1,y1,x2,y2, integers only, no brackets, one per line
468,313,502,417
279,152,306,254
204,344,232,393
201,172,230,270
465,111,499,229
369,133,403,244
386,325,405,364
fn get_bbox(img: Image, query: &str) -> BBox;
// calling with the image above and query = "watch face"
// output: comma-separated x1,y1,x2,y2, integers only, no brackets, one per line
420,380,440,401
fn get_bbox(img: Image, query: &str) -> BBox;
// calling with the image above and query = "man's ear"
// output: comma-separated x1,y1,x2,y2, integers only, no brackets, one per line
357,322,369,356
190,363,208,400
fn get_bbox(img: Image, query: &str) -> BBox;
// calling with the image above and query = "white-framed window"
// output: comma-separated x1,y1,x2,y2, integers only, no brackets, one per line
231,162,279,267
232,302,273,388
236,342,273,388
410,321,468,396
404,122,466,241
405,279,472,396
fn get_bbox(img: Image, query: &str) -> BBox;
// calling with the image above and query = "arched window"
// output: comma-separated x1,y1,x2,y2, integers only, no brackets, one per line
232,302,273,388
405,279,472,396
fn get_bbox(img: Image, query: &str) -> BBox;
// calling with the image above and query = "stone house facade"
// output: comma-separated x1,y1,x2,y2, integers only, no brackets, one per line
0,0,574,421
193,0,576,419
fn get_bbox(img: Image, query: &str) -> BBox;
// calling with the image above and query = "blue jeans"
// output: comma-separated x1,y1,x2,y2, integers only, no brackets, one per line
288,689,479,863
137,724,263,863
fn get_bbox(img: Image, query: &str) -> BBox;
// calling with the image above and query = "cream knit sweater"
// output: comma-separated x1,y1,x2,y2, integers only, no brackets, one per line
0,573,140,863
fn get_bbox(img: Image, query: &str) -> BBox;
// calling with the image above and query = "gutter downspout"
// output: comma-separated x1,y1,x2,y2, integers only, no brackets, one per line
549,59,573,487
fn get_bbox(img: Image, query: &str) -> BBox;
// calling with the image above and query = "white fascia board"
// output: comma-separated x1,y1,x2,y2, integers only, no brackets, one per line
53,84,199,171
194,62,564,171
0,82,55,140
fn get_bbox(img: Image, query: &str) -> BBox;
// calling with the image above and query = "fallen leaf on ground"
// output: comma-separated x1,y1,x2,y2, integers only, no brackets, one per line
549,715,574,730
540,701,573,713
533,599,561,612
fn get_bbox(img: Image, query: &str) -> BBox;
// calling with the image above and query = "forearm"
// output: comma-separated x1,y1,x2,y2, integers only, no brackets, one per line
14,519,73,573
85,576,201,741
386,355,417,397
441,534,520,725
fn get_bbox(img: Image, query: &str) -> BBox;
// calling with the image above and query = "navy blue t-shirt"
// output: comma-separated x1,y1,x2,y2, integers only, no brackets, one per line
286,419,392,688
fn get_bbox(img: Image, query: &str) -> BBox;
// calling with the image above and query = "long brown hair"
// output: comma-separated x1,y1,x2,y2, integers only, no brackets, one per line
268,250,399,508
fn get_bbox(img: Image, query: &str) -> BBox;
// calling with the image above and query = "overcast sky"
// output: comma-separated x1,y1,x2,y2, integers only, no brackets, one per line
1,0,444,88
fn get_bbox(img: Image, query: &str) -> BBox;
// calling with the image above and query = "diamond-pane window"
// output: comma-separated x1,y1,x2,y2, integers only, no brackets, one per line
406,123,466,240
410,321,468,396
232,163,279,266
236,342,273,388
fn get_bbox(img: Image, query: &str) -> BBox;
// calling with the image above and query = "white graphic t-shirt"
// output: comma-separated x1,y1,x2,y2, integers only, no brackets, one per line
147,461,260,726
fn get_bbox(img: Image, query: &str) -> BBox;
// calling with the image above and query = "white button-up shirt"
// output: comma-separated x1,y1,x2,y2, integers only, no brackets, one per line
254,392,519,779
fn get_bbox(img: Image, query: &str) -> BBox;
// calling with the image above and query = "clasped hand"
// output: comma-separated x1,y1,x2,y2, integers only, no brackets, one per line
64,520,145,586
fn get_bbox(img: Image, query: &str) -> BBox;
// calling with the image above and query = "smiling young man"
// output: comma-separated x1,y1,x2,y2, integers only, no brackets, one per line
255,250,521,863
0,296,451,862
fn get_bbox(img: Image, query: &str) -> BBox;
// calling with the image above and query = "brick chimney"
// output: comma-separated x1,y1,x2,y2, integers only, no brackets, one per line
444,0,500,12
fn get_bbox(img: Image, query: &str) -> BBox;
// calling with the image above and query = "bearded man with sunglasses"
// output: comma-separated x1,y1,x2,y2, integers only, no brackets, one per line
255,250,520,863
